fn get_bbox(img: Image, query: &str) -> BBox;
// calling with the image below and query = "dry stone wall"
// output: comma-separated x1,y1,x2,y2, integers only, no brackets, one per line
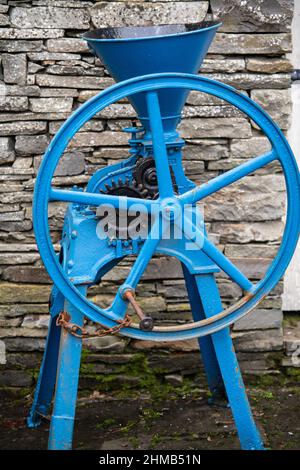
0,0,295,390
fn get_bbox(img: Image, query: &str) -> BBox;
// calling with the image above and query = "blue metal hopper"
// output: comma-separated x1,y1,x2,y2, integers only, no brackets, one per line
83,22,221,135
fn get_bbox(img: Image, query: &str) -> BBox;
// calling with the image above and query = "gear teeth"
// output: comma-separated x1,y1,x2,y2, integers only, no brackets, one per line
99,176,150,199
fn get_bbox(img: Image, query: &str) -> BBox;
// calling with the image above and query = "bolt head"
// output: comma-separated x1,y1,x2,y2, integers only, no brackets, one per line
140,316,154,331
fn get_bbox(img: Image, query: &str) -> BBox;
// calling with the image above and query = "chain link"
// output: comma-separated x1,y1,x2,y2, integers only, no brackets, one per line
56,311,131,338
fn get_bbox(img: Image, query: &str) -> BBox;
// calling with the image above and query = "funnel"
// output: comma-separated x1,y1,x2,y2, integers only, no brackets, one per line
83,22,221,136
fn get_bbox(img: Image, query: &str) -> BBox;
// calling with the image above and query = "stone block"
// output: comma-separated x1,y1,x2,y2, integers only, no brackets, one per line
54,151,85,176
233,328,283,352
0,13,9,27
10,6,90,29
15,134,49,155
29,97,73,113
186,91,233,106
211,33,291,55
4,337,45,352
92,147,128,161
0,40,43,52
2,54,27,85
0,211,24,222
212,221,284,244
0,152,15,165
211,0,293,32
165,374,184,386
91,2,208,28
46,63,104,77
4,352,41,369
138,296,166,314
3,266,50,284
182,105,241,118
0,192,32,204
179,118,252,139
143,257,183,280
0,121,47,136
204,175,285,222
21,315,49,329
0,96,28,112
131,338,200,352
3,85,40,97
0,253,39,265
202,72,291,90
183,142,229,161
148,353,201,374
217,280,242,299
0,137,14,152
28,52,81,61
233,309,283,331
0,283,51,304
0,28,64,39
47,38,89,53
246,57,292,73
83,335,127,352
159,281,187,299
183,160,205,176
230,137,271,159
40,88,78,98
251,89,291,129
0,326,47,339
98,103,135,119
0,220,32,232
202,57,245,73
69,131,128,148
0,304,48,318
0,370,33,387
224,243,278,259
36,74,113,89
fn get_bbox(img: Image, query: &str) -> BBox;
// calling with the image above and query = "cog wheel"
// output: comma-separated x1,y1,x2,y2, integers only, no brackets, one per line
100,177,148,199
133,157,178,198
97,176,151,240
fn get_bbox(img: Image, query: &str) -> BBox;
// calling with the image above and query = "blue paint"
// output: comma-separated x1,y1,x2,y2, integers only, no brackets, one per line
83,22,220,135
48,286,86,450
32,74,300,340
27,287,64,428
29,23,300,450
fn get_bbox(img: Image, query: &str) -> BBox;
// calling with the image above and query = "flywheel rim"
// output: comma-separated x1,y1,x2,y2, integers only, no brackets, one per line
33,73,300,340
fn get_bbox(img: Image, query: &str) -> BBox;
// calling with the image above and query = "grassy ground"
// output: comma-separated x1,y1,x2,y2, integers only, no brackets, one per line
0,375,299,450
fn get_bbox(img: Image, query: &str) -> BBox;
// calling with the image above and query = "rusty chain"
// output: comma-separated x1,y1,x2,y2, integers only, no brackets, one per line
56,311,131,338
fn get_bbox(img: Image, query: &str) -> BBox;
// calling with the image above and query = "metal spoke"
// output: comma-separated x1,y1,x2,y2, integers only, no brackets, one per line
181,214,254,293
202,237,254,292
123,218,161,289
49,188,155,213
146,91,174,198
179,150,276,205
109,217,161,316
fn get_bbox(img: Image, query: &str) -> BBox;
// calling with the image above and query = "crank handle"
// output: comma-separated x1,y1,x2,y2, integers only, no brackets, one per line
122,289,154,331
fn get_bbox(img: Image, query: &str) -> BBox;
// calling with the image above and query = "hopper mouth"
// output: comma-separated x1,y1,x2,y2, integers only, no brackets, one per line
83,21,221,42
83,21,221,135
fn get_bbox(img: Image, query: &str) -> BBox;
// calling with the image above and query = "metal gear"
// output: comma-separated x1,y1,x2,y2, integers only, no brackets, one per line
97,176,151,240
133,156,178,198
99,177,149,199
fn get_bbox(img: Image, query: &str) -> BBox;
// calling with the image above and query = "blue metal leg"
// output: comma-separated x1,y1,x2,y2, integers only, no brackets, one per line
181,264,225,399
195,274,265,450
48,286,86,450
27,286,64,428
